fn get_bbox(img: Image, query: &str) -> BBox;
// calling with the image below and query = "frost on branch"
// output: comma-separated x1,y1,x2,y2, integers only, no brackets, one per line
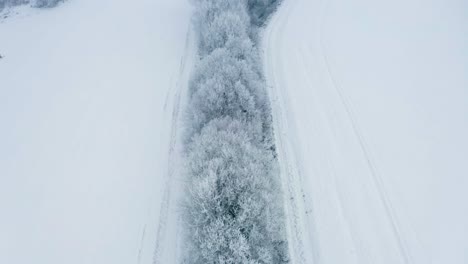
183,0,288,263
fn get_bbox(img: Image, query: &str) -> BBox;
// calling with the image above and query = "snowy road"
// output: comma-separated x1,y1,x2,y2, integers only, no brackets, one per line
264,0,468,263
152,27,194,264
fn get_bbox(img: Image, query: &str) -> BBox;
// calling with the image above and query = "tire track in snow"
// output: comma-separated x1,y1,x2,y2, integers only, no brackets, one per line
264,0,320,263
318,42,412,264
265,0,414,262
316,1,412,261
294,43,363,263
153,27,193,264
137,224,147,264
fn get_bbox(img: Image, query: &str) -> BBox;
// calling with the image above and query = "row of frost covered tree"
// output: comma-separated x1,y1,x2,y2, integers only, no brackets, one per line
0,0,62,11
183,0,287,263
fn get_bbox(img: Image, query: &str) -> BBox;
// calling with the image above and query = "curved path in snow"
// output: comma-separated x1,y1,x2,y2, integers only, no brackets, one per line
264,0,468,263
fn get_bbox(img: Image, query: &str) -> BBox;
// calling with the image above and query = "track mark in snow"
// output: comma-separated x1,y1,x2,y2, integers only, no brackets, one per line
294,43,363,263
318,43,412,264
264,0,320,263
152,27,193,264
315,1,412,261
265,0,415,262
137,224,147,264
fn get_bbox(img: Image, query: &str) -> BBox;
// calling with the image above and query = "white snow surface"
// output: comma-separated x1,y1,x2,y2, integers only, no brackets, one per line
1,0,467,263
0,0,193,263
265,0,468,263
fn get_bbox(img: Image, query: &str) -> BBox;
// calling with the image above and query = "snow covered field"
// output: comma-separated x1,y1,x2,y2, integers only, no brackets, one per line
0,0,192,263
265,0,468,263
1,0,466,263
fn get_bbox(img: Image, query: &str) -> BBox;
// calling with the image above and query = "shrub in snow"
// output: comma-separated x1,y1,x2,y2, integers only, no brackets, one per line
248,0,281,26
0,0,63,11
183,0,287,263
35,0,62,8
0,0,27,10
186,48,264,141
184,118,287,263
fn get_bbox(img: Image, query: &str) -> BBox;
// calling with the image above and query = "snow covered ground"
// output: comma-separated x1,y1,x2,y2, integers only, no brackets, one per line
0,0,192,263
264,0,468,263
2,0,466,263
